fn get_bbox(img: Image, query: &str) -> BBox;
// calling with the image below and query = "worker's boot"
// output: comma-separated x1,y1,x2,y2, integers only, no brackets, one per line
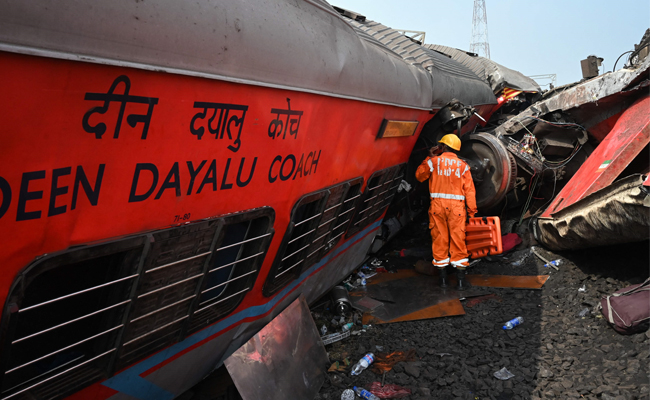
456,267,471,290
438,267,448,288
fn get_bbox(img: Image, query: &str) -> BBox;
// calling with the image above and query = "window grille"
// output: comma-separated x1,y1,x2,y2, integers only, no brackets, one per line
263,179,362,297
303,178,363,269
0,238,144,400
187,212,273,334
0,208,273,400
347,164,405,238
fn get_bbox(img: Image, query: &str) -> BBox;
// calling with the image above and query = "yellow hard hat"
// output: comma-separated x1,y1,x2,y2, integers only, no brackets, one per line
439,134,461,151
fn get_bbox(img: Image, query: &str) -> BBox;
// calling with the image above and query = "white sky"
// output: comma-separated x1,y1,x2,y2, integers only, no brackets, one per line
331,0,650,87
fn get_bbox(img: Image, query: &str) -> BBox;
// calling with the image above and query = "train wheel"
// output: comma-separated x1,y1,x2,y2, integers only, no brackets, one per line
459,133,517,210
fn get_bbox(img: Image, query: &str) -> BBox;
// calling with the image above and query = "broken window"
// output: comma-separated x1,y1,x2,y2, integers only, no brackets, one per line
263,179,362,297
0,208,274,398
347,164,406,237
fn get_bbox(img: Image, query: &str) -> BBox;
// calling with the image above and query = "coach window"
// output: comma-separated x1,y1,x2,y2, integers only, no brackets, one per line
187,208,274,334
347,164,405,237
0,238,144,400
263,179,363,297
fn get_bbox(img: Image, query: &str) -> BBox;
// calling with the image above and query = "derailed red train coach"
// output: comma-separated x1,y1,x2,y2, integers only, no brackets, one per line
0,1,498,399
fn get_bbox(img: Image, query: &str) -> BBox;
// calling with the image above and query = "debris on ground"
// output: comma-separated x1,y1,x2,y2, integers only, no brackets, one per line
314,220,649,399
371,350,417,374
493,367,516,380
367,381,412,398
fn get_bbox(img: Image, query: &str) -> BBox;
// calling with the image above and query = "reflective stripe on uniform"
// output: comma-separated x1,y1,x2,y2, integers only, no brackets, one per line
433,257,450,266
451,258,469,267
430,193,465,200
427,159,434,172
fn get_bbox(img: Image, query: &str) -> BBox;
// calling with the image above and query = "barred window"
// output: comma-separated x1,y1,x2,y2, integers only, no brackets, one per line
0,208,274,399
347,164,405,237
263,179,362,297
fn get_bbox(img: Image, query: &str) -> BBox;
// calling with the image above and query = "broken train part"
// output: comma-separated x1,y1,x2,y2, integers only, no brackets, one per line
452,36,650,250
224,296,329,400
425,44,542,127
533,174,650,251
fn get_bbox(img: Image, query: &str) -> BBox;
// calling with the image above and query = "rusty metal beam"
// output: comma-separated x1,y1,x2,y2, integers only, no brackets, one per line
362,299,465,325
465,274,549,289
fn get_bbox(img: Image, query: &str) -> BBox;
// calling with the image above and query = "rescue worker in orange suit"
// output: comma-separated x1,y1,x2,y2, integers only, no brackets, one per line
415,134,477,289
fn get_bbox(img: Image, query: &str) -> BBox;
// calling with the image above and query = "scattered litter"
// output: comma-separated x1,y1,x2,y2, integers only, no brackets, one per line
351,353,375,376
350,329,366,336
371,349,417,374
531,246,560,270
353,386,380,400
328,358,350,372
320,325,327,336
375,345,384,352
435,353,452,358
331,318,339,327
468,259,481,267
578,308,590,317
493,367,515,380
578,285,586,292
322,331,351,346
368,381,412,398
370,258,383,267
341,388,355,400
510,248,532,266
341,322,354,332
503,316,524,330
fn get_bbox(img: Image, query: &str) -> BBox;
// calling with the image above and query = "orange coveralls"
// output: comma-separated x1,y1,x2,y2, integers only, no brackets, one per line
415,152,477,268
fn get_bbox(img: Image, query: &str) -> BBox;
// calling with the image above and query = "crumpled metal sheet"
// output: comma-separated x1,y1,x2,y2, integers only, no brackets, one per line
535,175,650,251
224,295,329,400
425,44,541,94
495,56,650,137
341,18,497,108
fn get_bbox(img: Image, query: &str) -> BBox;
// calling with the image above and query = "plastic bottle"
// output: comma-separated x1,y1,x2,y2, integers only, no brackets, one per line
503,316,524,330
350,353,374,375
357,272,367,286
353,386,380,400
342,322,354,332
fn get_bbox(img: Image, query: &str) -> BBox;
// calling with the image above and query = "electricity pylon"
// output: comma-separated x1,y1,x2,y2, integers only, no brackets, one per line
470,0,490,59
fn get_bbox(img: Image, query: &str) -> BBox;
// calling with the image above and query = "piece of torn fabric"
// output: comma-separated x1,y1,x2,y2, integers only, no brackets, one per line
368,382,412,398
501,233,522,253
370,349,417,374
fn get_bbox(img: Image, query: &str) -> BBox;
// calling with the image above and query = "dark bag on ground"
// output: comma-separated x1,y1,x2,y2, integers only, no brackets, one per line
600,278,650,334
